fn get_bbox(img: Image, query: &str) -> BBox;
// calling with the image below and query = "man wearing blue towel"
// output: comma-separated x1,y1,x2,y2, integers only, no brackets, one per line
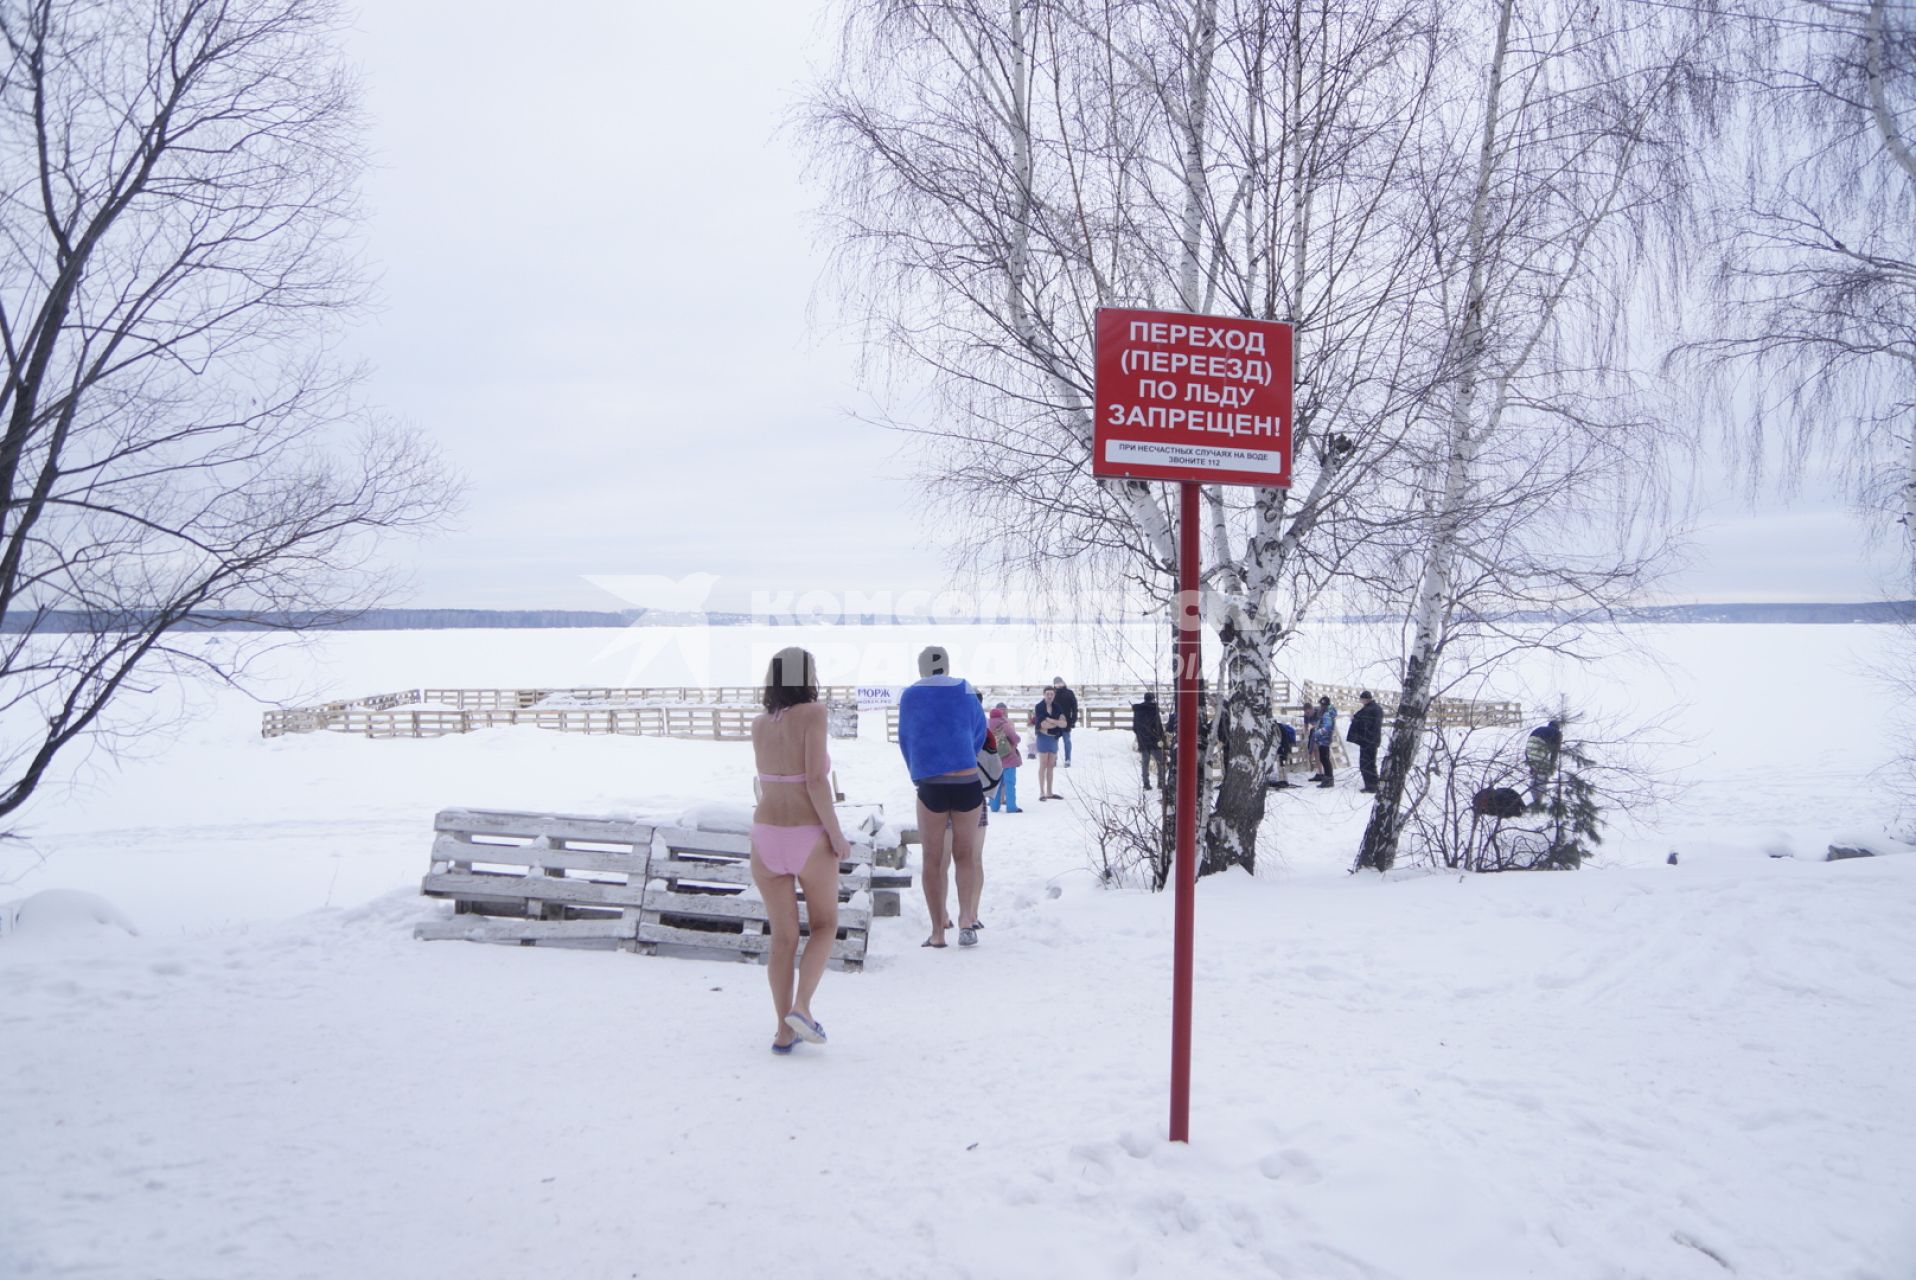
897,645,990,949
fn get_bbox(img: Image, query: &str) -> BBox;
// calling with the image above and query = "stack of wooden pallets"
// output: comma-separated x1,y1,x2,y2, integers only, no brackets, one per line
415,807,912,971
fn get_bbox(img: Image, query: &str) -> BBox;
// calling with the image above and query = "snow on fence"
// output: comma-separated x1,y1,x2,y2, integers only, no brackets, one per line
416,807,912,971
261,687,869,740
418,685,866,709
259,690,424,737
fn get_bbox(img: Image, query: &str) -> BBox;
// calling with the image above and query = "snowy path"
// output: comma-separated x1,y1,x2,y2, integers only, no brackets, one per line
7,852,1913,1278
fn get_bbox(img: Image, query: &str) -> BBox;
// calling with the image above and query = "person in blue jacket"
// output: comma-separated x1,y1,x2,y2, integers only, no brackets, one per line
897,645,989,948
1309,695,1337,789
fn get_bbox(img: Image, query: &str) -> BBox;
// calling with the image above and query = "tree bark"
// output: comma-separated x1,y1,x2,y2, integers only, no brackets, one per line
1356,0,1515,873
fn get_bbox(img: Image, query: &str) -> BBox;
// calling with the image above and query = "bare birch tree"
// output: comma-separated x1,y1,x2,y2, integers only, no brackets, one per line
1690,0,1916,591
809,0,1445,874
0,0,452,826
1353,0,1715,871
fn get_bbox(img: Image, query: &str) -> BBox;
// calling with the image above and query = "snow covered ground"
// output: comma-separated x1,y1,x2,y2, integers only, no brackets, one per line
3,623,1913,1278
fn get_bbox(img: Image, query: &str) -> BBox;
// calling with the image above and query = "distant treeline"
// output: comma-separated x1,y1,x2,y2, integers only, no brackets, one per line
2,601,1912,633
1619,601,1916,624
3,608,739,632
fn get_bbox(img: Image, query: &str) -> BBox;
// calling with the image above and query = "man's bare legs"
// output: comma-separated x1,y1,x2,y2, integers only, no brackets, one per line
917,798,952,946
951,806,984,929
931,808,980,931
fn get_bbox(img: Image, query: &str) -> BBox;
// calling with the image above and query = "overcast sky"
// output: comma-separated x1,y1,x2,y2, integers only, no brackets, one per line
342,2,1893,612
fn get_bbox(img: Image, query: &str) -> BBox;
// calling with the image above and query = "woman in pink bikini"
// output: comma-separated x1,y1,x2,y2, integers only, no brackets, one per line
751,647,850,1054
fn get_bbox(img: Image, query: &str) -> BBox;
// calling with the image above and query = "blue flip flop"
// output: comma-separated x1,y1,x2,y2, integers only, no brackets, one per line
771,1038,797,1055
784,1011,827,1044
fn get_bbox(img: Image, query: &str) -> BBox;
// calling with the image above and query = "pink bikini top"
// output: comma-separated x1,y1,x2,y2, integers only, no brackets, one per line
758,755,828,784
759,709,826,783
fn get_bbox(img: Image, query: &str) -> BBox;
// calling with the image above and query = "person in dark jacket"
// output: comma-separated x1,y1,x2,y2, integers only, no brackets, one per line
1131,691,1165,789
1346,690,1383,793
1165,705,1213,792
1526,718,1561,800
1268,720,1298,789
1308,696,1337,788
1472,786,1527,819
1302,701,1322,780
1051,676,1080,767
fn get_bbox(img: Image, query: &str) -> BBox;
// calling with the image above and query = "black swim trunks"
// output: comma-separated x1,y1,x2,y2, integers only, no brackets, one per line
916,779,985,813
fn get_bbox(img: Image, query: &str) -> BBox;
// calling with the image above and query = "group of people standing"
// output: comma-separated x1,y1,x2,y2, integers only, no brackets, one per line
745,646,1087,1052
1129,687,1387,794
1293,691,1382,793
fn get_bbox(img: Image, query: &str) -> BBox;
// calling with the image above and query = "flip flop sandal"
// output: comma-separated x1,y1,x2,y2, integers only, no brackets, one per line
922,938,948,949
958,926,978,948
771,1039,797,1055
784,1011,828,1044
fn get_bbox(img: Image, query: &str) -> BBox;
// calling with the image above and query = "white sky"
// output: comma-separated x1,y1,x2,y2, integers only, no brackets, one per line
343,2,1892,612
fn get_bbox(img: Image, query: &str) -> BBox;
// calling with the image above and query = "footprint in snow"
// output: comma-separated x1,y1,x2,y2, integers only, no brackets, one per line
1258,1147,1323,1184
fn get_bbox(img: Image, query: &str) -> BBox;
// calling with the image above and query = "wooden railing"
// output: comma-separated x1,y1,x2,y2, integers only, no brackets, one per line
263,687,870,739
260,690,423,738
883,683,1294,742
417,685,863,710
1299,681,1522,729
263,677,1517,744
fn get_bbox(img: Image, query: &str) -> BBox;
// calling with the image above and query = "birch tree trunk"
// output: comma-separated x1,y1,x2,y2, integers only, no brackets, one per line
810,0,1446,878
1356,0,1513,873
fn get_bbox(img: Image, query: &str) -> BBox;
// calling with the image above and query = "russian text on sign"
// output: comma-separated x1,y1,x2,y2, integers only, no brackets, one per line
1104,404,1279,437
1126,320,1267,355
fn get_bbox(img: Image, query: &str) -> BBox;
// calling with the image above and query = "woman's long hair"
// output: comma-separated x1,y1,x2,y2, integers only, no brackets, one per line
762,646,819,713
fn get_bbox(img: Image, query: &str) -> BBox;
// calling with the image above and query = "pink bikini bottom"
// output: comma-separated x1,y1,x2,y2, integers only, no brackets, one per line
751,824,827,876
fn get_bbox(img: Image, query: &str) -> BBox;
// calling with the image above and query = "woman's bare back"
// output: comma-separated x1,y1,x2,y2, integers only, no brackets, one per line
753,702,829,826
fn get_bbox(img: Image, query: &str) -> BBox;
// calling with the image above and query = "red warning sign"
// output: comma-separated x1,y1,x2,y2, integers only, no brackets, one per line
1092,307,1294,488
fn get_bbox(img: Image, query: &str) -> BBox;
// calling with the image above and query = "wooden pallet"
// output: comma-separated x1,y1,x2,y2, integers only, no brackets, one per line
642,826,871,971
416,808,655,949
417,807,909,970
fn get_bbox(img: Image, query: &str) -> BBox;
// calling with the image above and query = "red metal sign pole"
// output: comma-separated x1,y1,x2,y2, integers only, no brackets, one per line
1169,478,1200,1143
1090,306,1292,1145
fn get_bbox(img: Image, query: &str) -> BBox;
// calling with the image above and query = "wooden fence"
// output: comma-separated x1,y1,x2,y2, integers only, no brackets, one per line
881,677,1324,742
260,690,423,737
264,676,1518,746
262,687,869,740
418,685,865,710
1300,682,1523,729
264,701,762,741
416,807,912,970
